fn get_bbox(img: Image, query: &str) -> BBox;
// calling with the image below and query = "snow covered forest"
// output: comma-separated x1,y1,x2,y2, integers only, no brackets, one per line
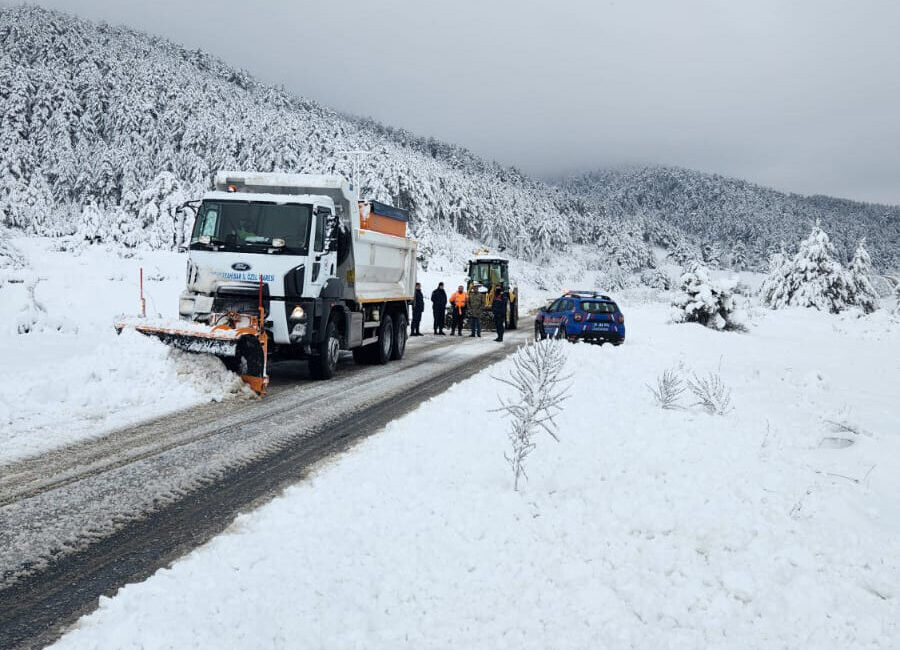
564,166,900,271
1,5,898,273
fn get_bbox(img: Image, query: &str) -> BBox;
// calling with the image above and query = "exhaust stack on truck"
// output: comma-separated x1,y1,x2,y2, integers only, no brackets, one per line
118,171,417,393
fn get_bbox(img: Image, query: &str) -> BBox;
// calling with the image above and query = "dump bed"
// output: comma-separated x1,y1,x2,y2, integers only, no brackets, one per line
213,171,416,304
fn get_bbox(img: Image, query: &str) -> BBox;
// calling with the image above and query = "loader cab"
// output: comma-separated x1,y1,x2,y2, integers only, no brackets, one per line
467,257,510,291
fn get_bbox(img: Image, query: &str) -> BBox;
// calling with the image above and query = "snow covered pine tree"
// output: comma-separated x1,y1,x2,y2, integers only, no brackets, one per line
671,262,743,331
847,239,879,314
760,222,853,314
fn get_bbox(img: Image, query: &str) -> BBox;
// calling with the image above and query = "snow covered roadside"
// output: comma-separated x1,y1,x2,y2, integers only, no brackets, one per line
0,237,250,463
52,303,900,648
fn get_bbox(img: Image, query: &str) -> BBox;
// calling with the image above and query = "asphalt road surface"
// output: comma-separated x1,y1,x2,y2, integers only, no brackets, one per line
0,327,530,649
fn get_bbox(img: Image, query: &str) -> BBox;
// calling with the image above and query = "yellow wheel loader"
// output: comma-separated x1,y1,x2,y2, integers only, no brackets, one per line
462,253,519,331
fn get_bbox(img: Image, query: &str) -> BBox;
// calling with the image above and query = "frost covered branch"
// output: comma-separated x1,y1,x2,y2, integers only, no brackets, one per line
687,371,732,415
493,340,571,491
647,368,686,409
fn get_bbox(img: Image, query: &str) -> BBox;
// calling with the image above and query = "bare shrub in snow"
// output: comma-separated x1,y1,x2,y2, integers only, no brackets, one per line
687,372,733,415
671,263,744,331
15,274,77,335
647,368,686,409
732,279,754,297
493,340,571,491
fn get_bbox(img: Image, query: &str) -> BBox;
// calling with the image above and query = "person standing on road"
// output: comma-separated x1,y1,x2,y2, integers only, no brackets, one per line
449,285,468,336
492,290,508,342
469,308,482,338
411,282,424,336
431,282,447,335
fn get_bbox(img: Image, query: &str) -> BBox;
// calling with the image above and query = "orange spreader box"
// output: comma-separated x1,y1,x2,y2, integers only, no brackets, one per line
359,200,409,237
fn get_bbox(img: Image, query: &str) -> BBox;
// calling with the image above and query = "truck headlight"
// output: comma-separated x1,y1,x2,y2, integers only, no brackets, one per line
290,305,306,322
179,297,195,316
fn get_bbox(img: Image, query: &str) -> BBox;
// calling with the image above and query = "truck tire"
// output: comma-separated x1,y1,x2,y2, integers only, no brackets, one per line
508,300,518,330
375,314,394,364
223,336,265,377
534,322,546,341
308,320,339,380
391,312,407,360
352,314,395,365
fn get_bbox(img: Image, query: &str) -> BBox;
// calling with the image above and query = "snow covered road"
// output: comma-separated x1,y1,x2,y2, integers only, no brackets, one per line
0,326,530,649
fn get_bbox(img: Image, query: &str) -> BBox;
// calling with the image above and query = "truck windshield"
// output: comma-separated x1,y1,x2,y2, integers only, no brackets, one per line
469,262,509,286
190,200,312,254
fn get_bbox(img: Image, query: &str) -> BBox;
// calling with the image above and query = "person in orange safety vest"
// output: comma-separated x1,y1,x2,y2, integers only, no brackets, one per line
448,285,468,336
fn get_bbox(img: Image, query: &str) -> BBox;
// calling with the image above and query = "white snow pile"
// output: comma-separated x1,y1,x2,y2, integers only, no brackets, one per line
671,262,744,330
51,303,900,649
0,237,252,463
0,328,251,462
760,223,880,314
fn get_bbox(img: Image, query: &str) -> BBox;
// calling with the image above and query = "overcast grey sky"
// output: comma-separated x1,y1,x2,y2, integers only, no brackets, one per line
29,0,900,204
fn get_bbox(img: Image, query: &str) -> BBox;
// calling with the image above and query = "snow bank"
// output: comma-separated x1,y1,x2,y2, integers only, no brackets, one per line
52,303,900,649
0,329,250,462
0,238,251,462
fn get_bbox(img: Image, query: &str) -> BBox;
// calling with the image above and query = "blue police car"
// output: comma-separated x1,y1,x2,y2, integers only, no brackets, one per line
534,291,625,345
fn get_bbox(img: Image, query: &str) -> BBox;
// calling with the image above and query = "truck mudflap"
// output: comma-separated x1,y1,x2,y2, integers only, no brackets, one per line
116,277,270,395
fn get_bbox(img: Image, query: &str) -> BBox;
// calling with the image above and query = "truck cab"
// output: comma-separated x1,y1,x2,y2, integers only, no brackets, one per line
183,188,342,344
175,172,416,382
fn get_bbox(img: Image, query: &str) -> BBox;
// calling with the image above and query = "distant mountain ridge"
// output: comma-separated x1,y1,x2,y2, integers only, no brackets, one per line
1,5,897,271
562,165,900,270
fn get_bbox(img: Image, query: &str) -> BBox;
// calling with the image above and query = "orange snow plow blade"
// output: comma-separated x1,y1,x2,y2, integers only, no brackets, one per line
115,311,269,396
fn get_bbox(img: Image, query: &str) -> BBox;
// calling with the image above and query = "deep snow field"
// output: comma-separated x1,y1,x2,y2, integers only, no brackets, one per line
42,276,900,647
0,237,254,463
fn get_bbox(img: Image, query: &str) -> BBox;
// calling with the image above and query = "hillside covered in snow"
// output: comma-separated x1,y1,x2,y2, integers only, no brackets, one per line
1,5,898,273
563,166,900,271
0,5,644,270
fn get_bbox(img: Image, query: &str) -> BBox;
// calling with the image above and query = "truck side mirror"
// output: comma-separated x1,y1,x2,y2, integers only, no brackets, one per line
325,210,340,252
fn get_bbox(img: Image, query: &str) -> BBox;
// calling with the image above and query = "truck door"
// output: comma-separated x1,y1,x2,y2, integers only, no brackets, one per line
308,206,337,297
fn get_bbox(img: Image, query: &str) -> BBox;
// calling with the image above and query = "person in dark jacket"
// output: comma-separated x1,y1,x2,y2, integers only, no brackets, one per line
492,290,508,342
411,282,425,336
431,282,447,335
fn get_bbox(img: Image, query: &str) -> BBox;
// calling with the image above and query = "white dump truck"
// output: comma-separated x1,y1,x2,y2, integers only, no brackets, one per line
120,171,417,393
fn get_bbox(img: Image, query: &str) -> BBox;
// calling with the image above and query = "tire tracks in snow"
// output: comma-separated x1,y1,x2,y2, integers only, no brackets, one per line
0,329,528,650
0,334,463,507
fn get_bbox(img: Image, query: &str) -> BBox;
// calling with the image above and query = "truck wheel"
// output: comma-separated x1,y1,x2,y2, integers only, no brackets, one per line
391,312,407,360
224,336,265,377
534,322,546,341
374,314,394,364
308,320,339,380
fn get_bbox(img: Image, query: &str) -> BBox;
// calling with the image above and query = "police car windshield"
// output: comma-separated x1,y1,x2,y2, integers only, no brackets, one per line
190,200,312,254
